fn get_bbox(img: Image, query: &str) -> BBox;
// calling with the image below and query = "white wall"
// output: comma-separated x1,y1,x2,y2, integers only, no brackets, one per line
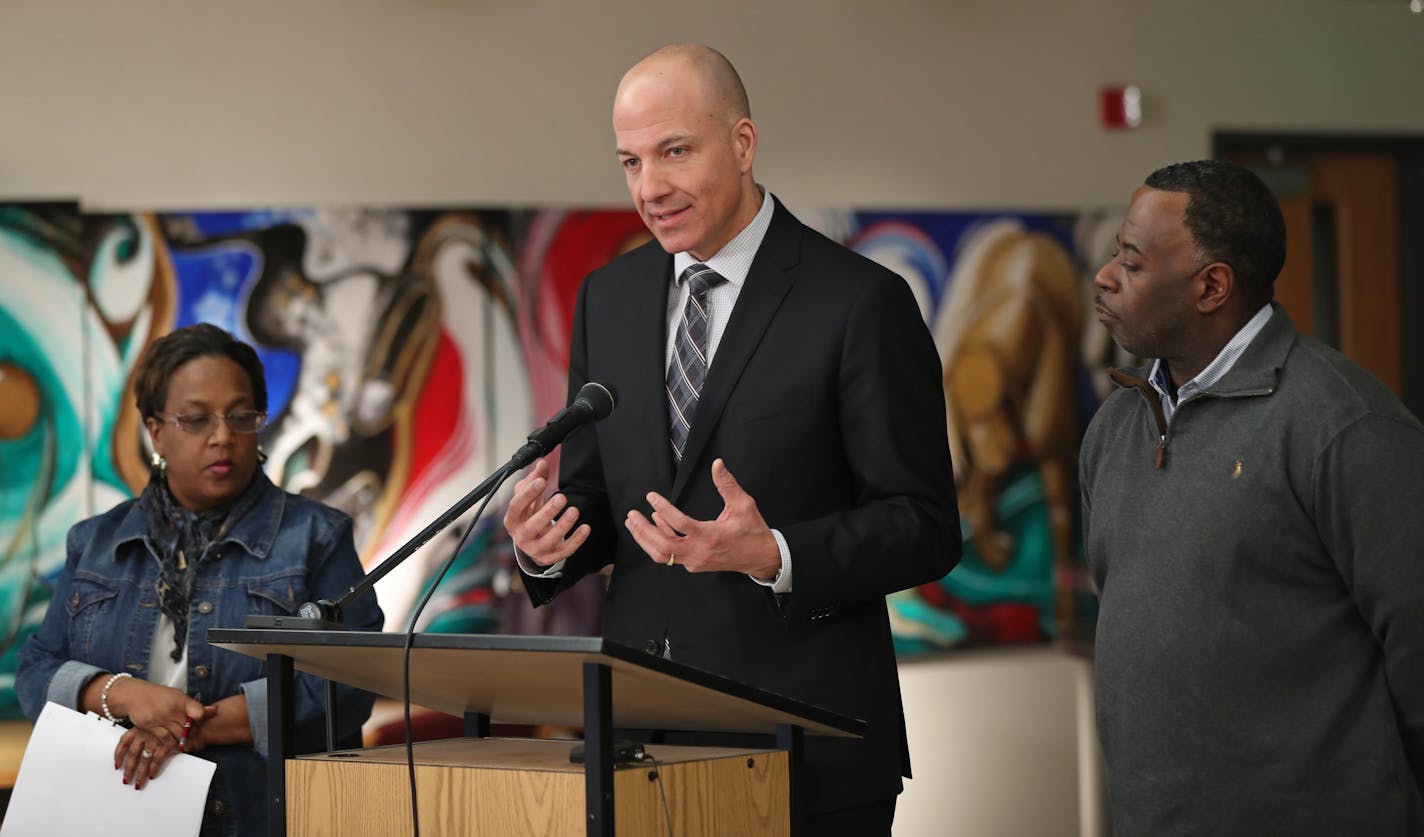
2,0,1421,211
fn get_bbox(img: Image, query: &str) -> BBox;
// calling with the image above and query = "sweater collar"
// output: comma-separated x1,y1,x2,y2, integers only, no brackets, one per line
1111,301,1296,400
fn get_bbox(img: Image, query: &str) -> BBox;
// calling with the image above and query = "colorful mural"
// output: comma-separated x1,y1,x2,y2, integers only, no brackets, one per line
0,198,1122,718
847,210,1117,651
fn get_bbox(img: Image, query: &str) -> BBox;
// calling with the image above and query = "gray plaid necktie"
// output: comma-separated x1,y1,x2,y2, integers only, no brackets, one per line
666,263,727,461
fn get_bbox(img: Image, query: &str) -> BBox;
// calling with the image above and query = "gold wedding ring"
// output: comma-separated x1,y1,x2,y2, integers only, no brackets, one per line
667,553,676,566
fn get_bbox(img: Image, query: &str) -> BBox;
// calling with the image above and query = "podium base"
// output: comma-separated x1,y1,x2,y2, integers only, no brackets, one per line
287,737,789,836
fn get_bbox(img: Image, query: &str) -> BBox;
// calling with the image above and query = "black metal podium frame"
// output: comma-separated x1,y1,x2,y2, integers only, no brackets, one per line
209,630,864,837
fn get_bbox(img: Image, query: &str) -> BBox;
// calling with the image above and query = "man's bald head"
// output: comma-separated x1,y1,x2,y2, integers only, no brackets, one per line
617,43,750,127
611,43,761,260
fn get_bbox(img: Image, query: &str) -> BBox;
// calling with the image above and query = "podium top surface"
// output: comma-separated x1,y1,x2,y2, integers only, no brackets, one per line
210,629,862,739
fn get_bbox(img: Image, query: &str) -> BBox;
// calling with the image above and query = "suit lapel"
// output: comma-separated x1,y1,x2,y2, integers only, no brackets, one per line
623,244,677,492
671,201,803,500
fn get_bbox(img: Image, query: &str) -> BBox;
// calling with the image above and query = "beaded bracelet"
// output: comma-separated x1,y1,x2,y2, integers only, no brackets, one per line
100,672,132,723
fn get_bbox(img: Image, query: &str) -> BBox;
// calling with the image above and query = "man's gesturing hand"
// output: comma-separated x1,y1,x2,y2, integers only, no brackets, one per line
625,458,781,579
503,459,590,567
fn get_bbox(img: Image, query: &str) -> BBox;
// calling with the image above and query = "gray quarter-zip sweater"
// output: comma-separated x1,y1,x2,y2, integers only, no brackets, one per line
1081,304,1424,836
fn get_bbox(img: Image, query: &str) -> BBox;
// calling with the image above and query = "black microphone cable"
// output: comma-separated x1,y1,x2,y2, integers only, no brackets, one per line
398,463,515,837
375,381,614,835
644,752,675,837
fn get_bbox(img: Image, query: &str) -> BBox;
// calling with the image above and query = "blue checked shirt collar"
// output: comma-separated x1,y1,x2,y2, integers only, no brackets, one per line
1149,303,1274,422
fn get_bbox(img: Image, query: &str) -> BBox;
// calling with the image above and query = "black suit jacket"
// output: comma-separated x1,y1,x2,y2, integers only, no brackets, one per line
524,199,960,810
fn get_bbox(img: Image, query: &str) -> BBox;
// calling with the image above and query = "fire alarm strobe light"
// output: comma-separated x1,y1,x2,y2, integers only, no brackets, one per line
1099,85,1143,130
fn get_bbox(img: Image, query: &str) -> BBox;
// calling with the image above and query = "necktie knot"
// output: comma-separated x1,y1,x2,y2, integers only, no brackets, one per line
680,263,726,298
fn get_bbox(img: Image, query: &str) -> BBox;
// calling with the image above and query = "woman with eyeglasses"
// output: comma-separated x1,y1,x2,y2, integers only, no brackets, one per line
15,322,383,836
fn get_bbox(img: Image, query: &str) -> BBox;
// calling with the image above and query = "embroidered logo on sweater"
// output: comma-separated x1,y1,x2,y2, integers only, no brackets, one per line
1231,459,1244,479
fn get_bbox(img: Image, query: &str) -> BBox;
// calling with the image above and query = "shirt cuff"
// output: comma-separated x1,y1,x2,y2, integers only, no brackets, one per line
748,529,792,593
241,679,269,760
514,545,566,578
47,660,106,712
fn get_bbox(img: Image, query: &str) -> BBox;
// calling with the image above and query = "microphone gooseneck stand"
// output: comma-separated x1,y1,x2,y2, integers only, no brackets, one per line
247,380,619,837
399,465,514,837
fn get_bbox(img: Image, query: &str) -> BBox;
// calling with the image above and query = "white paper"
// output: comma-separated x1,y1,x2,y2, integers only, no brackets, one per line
1,702,217,837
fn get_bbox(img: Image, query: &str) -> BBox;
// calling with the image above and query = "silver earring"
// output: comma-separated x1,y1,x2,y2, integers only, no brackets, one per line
151,451,167,473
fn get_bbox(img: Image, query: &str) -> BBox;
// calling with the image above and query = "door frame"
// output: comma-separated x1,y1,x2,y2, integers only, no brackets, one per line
1213,131,1424,418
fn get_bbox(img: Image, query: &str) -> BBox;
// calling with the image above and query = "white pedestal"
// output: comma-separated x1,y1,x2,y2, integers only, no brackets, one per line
894,646,1108,837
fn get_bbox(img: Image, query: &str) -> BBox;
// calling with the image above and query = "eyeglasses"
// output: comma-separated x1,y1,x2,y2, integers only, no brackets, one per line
155,410,268,435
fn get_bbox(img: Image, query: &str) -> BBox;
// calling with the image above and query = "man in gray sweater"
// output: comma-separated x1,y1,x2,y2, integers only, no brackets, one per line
1081,160,1424,835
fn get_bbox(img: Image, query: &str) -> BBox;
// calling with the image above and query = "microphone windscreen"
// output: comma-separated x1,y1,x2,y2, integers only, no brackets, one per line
577,381,617,419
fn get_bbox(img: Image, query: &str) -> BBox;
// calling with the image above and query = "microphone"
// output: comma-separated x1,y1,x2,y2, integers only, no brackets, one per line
508,381,617,470
248,381,618,631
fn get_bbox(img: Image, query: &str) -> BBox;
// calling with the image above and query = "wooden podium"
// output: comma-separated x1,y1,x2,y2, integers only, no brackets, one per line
210,630,863,837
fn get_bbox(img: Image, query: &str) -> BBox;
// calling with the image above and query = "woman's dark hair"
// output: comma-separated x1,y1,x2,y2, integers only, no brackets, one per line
133,323,268,418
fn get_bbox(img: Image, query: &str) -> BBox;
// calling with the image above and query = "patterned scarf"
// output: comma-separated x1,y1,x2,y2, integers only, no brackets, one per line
138,472,265,661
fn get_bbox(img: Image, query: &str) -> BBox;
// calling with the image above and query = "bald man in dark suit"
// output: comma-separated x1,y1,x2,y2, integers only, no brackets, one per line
505,43,959,835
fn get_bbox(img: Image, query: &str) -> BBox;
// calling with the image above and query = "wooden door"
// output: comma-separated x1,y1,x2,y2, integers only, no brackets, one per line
1227,151,1401,393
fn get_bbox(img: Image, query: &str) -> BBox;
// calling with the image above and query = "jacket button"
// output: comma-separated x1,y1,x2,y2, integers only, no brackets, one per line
194,665,210,680
197,601,214,615
643,640,660,655
209,800,225,815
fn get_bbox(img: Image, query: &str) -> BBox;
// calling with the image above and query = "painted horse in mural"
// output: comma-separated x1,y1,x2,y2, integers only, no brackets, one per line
934,219,1084,624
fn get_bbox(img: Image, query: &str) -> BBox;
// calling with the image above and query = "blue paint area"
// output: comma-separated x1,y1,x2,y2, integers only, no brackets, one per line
852,211,1077,312
182,209,314,238
167,242,299,419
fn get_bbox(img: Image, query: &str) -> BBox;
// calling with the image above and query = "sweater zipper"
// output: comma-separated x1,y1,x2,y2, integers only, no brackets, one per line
1109,368,1170,469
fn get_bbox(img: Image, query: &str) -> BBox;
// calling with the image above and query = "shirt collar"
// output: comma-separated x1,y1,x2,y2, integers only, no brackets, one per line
1149,302,1274,406
672,186,774,288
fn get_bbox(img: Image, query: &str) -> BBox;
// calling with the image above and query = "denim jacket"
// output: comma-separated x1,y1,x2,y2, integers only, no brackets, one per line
15,471,383,837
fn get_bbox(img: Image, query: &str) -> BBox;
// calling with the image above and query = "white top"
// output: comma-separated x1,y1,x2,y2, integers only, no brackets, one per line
147,613,189,692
